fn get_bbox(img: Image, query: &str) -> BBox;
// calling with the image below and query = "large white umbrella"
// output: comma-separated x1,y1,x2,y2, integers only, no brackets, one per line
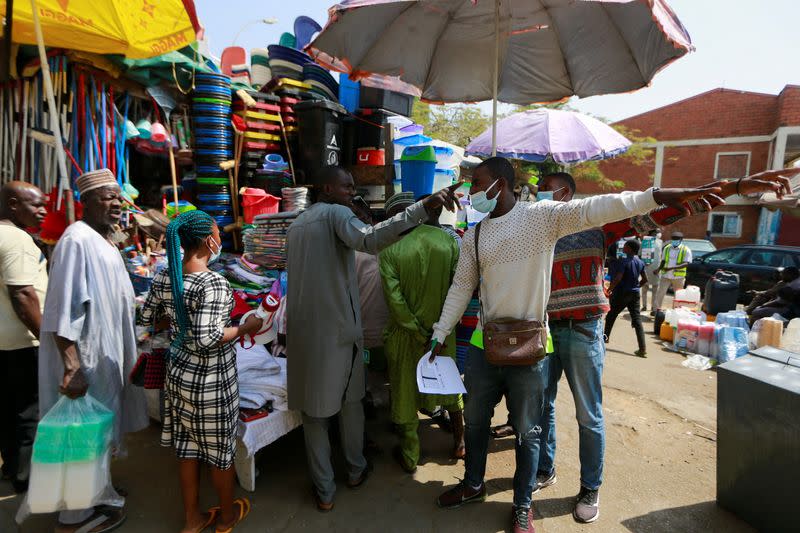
308,0,693,153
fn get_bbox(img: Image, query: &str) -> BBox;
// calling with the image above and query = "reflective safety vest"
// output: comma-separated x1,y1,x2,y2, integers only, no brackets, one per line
660,243,688,277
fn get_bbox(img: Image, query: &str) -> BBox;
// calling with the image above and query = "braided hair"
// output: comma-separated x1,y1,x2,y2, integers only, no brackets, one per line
165,210,215,345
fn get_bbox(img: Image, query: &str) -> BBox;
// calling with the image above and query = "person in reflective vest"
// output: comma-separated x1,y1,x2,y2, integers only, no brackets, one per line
653,231,692,311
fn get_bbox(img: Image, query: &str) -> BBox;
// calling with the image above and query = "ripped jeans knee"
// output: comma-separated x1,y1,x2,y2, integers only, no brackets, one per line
512,423,542,446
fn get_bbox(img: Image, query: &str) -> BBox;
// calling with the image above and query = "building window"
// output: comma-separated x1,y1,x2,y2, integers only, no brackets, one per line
714,152,751,181
708,212,742,238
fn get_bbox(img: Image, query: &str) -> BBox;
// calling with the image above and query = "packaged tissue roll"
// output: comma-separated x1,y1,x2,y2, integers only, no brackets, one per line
19,394,117,520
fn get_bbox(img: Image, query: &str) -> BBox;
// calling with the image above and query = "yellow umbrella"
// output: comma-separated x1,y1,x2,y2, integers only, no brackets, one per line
1,0,200,59
0,0,200,219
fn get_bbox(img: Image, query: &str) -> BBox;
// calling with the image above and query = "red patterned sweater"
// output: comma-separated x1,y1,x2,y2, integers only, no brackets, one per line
547,202,708,321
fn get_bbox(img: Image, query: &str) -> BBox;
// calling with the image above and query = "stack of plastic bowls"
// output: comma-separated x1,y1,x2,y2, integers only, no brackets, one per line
267,45,311,81
303,63,339,102
192,72,234,249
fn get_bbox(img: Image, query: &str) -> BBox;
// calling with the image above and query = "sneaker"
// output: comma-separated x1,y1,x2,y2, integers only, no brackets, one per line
634,349,647,358
573,487,600,523
436,481,487,509
512,506,534,533
531,470,557,494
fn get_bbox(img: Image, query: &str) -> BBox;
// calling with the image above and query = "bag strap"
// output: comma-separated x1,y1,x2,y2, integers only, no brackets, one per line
474,222,485,325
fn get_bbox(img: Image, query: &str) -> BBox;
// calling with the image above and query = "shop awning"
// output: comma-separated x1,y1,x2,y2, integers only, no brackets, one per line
1,0,201,59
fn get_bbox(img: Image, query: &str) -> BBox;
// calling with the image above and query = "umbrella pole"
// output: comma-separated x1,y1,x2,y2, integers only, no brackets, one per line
30,0,73,222
491,0,500,157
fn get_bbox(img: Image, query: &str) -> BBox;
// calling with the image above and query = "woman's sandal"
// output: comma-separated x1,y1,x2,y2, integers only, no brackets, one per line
197,507,219,532
215,498,250,533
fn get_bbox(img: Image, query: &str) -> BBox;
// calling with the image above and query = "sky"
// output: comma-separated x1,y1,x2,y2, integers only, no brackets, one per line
195,0,800,122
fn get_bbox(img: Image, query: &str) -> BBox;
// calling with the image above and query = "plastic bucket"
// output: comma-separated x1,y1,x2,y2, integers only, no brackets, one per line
401,161,436,198
166,201,196,218
242,189,280,223
400,146,437,199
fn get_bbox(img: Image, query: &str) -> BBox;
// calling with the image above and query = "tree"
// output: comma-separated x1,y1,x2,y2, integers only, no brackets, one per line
411,98,432,129
410,100,490,147
569,125,656,190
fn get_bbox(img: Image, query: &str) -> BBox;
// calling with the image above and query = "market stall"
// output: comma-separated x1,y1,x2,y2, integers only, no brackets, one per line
2,9,467,492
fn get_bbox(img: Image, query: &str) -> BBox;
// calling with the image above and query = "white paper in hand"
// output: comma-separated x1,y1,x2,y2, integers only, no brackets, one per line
416,352,466,395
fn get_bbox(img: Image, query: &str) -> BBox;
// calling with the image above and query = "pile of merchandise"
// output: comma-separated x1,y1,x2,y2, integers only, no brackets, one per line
234,89,284,189
242,212,300,269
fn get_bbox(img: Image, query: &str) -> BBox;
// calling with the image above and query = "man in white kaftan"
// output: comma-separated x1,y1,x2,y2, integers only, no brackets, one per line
38,170,147,533
39,221,148,444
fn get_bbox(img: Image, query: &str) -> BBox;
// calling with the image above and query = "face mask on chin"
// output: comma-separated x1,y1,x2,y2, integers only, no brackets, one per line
470,179,500,213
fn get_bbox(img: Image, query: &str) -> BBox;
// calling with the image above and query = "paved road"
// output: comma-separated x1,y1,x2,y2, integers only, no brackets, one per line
2,301,755,532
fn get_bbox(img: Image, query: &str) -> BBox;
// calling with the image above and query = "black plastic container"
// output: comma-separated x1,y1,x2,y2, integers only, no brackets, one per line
294,100,346,186
341,115,356,168
654,309,665,335
359,87,413,117
355,108,395,150
704,271,740,315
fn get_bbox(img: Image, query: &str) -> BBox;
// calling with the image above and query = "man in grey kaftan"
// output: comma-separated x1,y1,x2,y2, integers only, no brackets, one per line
286,167,458,508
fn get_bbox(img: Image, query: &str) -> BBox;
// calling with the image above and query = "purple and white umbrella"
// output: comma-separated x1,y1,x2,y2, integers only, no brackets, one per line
467,108,631,164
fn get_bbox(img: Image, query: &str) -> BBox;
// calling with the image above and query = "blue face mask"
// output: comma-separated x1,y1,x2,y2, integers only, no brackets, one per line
206,238,221,264
537,186,567,202
671,239,682,247
470,179,500,213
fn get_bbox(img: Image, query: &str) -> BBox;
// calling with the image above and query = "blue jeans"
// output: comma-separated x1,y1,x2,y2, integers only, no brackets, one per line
463,345,549,509
538,318,605,491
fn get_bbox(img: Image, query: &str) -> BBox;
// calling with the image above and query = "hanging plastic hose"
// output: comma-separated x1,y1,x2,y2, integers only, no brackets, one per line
117,93,130,185
70,73,79,183
100,82,107,169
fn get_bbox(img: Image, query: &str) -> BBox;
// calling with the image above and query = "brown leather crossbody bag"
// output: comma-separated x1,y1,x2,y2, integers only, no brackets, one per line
475,222,548,366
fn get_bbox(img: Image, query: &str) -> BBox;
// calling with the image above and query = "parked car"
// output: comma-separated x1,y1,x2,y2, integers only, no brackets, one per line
686,245,800,303
682,238,717,258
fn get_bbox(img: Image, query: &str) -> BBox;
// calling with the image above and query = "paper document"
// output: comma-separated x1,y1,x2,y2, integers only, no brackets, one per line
416,352,467,395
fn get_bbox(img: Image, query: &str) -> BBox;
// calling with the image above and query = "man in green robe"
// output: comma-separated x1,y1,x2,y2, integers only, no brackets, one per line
380,196,465,473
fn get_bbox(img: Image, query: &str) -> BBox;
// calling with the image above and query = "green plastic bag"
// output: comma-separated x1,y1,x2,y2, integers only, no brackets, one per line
18,395,120,521
33,394,114,464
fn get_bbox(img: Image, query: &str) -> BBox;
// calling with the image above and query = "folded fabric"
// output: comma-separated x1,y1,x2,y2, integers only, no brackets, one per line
236,344,281,374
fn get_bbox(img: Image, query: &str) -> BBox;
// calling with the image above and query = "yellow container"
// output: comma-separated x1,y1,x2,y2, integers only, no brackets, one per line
660,321,674,342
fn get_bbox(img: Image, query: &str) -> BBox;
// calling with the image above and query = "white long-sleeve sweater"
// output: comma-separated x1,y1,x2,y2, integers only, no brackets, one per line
431,189,659,344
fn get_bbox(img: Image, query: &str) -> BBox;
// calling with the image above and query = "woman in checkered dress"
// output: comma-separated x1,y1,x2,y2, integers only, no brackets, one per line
138,212,262,532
